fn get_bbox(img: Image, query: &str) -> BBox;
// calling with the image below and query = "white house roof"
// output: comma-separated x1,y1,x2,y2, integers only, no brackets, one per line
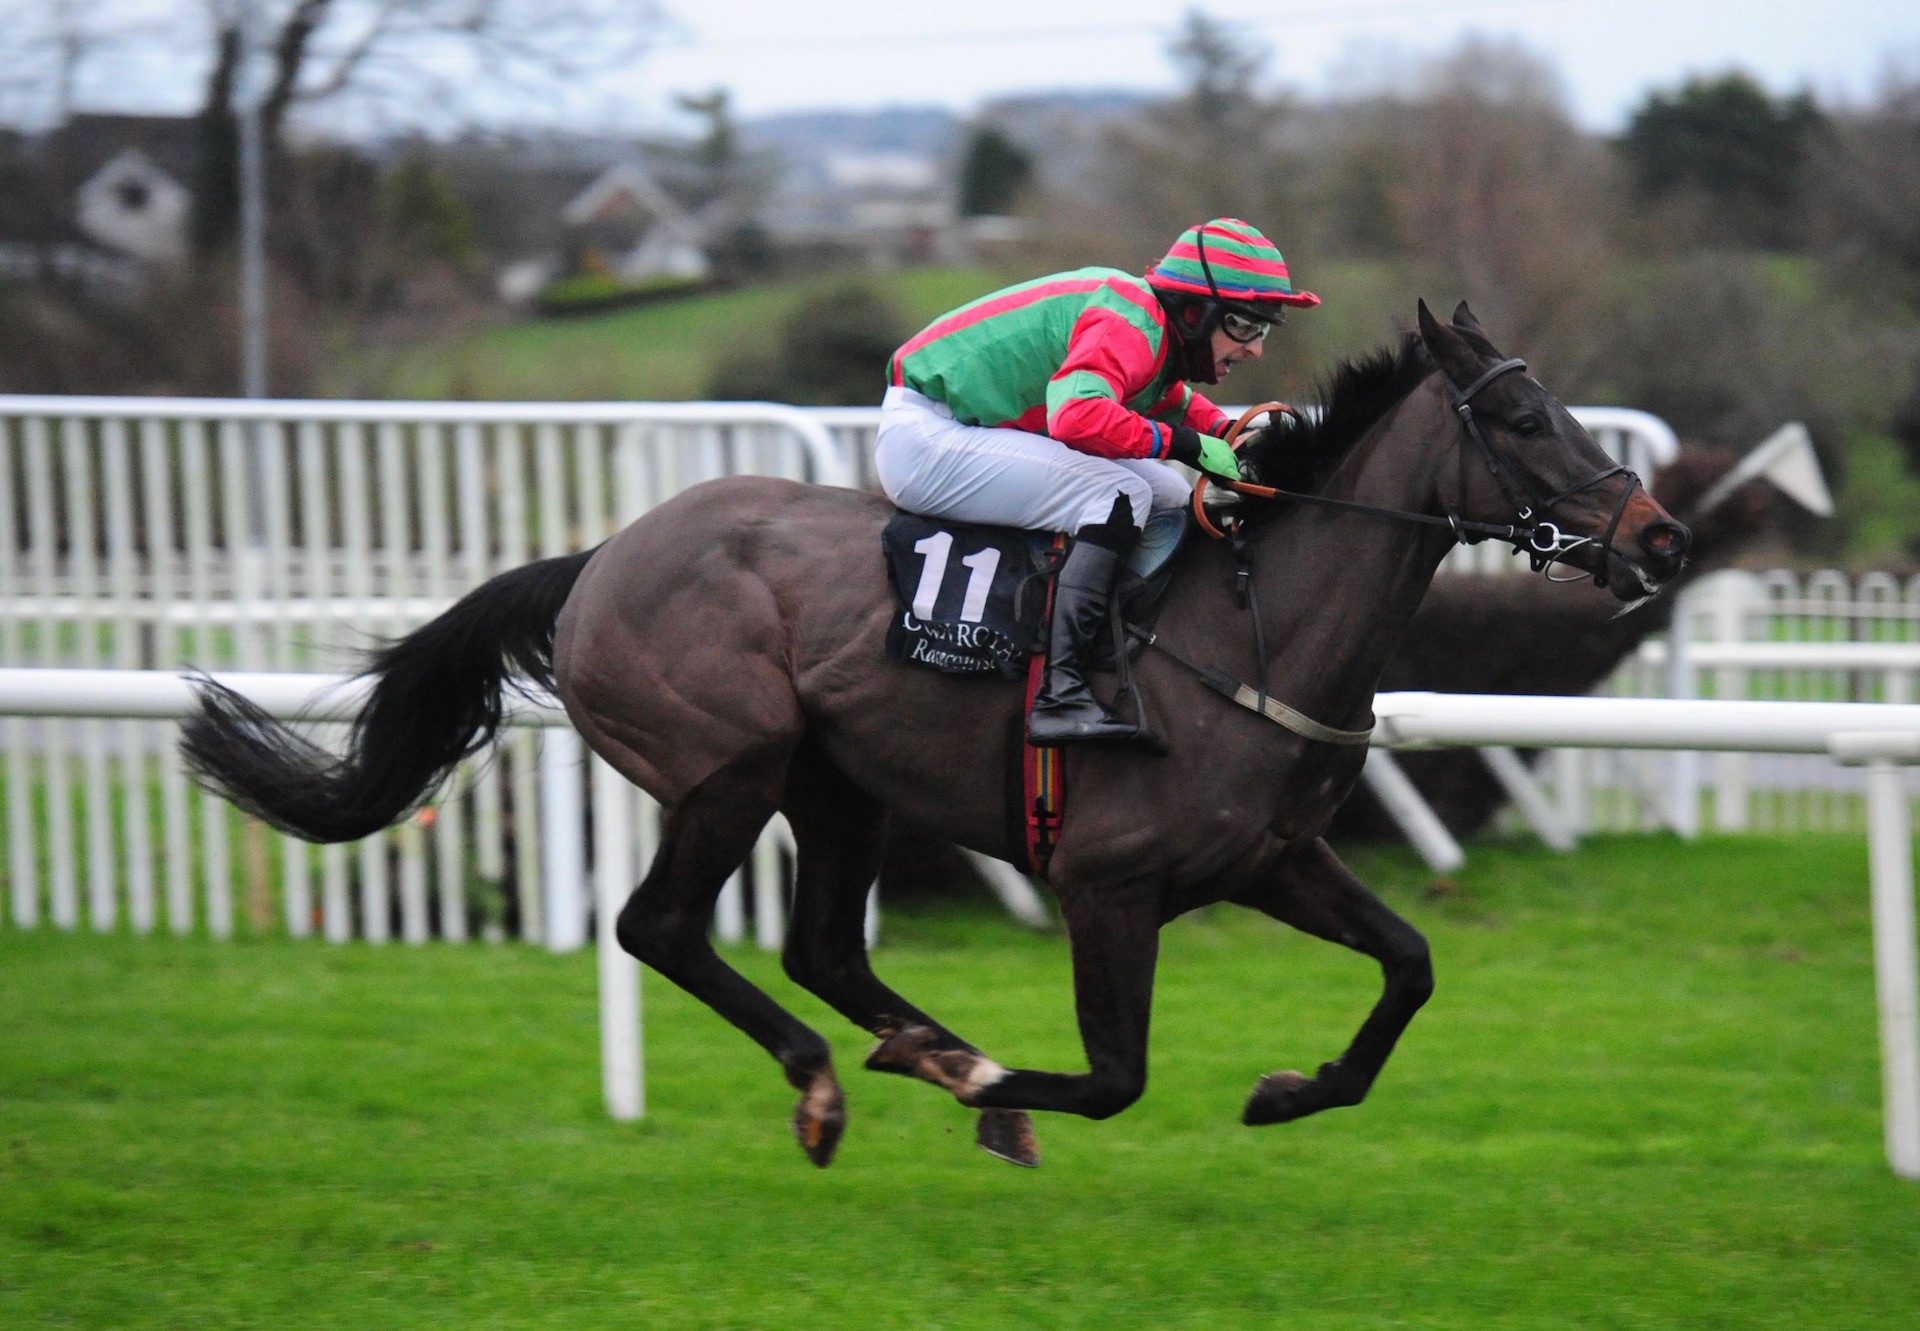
562,162,692,227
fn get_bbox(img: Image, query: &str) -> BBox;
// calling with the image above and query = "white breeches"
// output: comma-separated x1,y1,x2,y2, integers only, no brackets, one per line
873,385,1191,535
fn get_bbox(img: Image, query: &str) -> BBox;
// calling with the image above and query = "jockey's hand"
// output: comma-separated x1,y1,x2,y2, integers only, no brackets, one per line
1169,426,1243,483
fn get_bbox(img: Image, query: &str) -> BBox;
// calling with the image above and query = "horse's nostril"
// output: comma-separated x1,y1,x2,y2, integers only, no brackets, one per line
1640,520,1691,564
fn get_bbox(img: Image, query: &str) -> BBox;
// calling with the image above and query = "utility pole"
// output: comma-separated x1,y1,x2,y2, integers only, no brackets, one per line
236,0,268,399
234,0,274,933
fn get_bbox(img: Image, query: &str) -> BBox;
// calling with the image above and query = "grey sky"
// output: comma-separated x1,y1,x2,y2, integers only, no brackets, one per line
18,0,1920,134
635,0,1920,128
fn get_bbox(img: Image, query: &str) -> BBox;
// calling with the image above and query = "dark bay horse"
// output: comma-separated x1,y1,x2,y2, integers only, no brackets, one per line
183,302,1689,1168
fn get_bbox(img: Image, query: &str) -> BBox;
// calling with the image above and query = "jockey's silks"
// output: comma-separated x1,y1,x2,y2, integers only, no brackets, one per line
887,267,1231,461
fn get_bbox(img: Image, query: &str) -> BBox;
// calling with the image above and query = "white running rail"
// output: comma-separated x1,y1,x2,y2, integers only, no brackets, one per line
0,396,849,948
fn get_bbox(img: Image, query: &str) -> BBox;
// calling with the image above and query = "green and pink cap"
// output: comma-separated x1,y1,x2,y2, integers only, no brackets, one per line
1145,218,1319,309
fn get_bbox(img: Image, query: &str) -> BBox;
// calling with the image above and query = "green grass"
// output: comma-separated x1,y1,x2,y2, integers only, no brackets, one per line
343,266,1006,402
4,835,1916,1328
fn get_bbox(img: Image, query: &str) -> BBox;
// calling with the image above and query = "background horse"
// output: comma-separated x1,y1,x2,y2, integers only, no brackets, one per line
184,301,1689,1168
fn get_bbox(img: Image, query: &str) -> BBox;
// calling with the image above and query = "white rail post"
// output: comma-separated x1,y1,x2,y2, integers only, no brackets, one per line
591,754,642,1120
540,727,588,952
1709,572,1758,831
1665,588,1701,839
1478,746,1578,852
1361,750,1464,874
1831,732,1920,1181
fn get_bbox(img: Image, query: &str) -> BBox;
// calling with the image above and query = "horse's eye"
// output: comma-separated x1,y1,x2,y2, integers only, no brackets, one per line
1513,415,1546,437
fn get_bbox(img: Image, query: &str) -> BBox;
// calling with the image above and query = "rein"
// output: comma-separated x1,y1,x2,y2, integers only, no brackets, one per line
1158,358,1645,747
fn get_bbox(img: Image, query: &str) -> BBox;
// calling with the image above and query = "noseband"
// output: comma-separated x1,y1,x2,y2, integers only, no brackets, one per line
1196,359,1644,591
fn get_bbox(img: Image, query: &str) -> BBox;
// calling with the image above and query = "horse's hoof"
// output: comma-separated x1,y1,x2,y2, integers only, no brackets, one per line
976,1109,1040,1168
792,1069,846,1167
1242,1069,1314,1126
865,1025,940,1077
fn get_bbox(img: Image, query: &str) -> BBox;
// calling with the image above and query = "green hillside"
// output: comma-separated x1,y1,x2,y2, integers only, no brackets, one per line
338,267,1006,403
333,262,1409,407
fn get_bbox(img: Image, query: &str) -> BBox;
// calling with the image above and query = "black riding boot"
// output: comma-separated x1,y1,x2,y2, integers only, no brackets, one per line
1027,525,1146,747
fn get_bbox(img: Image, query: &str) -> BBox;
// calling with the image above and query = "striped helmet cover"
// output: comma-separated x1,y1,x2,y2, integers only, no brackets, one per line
1145,217,1320,308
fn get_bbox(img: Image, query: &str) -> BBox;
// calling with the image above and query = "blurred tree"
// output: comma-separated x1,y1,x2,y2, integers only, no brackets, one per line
1168,7,1269,149
0,0,168,130
187,0,672,257
956,125,1034,217
1890,356,1920,475
706,284,909,405
675,87,740,209
1813,73,1920,308
378,154,477,272
673,87,781,281
1327,38,1622,391
1017,5,1310,384
1618,71,1823,248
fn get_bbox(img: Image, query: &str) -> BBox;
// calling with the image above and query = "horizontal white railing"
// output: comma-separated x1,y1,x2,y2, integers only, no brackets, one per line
1375,692,1920,753
0,396,853,948
1583,569,1920,840
0,394,854,486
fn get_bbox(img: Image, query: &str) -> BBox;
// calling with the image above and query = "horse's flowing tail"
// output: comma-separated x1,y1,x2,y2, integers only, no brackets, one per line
180,547,598,844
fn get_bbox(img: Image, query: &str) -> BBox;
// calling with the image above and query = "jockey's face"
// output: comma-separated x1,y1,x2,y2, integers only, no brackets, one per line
1210,325,1265,380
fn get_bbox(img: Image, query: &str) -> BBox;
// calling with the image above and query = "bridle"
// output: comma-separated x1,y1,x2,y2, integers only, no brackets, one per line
1194,357,1643,591
1442,357,1638,586
1144,355,1650,748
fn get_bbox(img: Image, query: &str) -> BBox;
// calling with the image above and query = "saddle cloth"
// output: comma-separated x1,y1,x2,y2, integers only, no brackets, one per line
881,507,1188,678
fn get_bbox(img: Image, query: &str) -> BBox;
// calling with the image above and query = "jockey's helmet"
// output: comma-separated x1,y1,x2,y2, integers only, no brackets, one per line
1146,218,1318,382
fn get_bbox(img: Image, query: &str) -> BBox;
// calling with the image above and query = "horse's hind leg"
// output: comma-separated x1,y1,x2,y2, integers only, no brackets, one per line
1227,836,1434,1126
777,745,1039,1166
614,752,848,1166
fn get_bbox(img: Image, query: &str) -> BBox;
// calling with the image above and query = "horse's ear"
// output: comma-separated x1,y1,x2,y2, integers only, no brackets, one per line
1452,301,1487,338
1417,298,1480,381
1416,298,1446,344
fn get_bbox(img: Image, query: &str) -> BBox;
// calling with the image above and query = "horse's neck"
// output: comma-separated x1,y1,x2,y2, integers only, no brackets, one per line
1243,381,1460,726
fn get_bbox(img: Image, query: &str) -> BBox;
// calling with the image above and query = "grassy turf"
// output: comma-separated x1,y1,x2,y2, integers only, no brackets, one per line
3,835,1916,1329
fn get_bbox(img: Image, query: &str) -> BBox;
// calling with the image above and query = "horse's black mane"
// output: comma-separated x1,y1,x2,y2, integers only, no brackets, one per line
1231,331,1436,506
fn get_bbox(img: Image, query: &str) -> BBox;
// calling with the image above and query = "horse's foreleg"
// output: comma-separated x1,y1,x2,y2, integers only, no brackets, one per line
614,753,848,1166
1228,836,1434,1126
778,748,1038,1166
869,877,1161,1122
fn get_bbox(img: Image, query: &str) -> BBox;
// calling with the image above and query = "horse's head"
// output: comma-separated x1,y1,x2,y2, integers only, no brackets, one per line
1416,299,1690,600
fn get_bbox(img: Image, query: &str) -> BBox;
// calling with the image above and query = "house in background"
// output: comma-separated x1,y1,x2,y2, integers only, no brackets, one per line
73,146,192,267
0,113,198,298
562,160,712,282
496,155,715,305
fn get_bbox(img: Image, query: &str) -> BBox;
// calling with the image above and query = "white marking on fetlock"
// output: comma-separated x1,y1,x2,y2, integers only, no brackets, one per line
966,1058,1009,1091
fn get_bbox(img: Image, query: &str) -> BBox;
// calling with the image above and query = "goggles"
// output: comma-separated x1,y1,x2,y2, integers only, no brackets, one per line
1219,309,1276,345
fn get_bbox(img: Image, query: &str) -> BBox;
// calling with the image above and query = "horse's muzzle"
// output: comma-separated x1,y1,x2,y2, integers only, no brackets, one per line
1637,518,1690,578
1589,493,1689,600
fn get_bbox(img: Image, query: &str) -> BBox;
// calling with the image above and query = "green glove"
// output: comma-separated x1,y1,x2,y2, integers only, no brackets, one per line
1169,425,1242,482
1195,433,1241,482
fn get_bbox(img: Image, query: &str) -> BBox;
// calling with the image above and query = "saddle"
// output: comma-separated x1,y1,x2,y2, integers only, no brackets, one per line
881,507,1188,678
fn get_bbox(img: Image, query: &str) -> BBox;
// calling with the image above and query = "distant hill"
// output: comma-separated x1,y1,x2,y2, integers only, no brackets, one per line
740,90,1150,189
743,107,961,172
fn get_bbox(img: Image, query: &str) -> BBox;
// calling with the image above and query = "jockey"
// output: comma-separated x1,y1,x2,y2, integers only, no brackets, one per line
874,217,1319,747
